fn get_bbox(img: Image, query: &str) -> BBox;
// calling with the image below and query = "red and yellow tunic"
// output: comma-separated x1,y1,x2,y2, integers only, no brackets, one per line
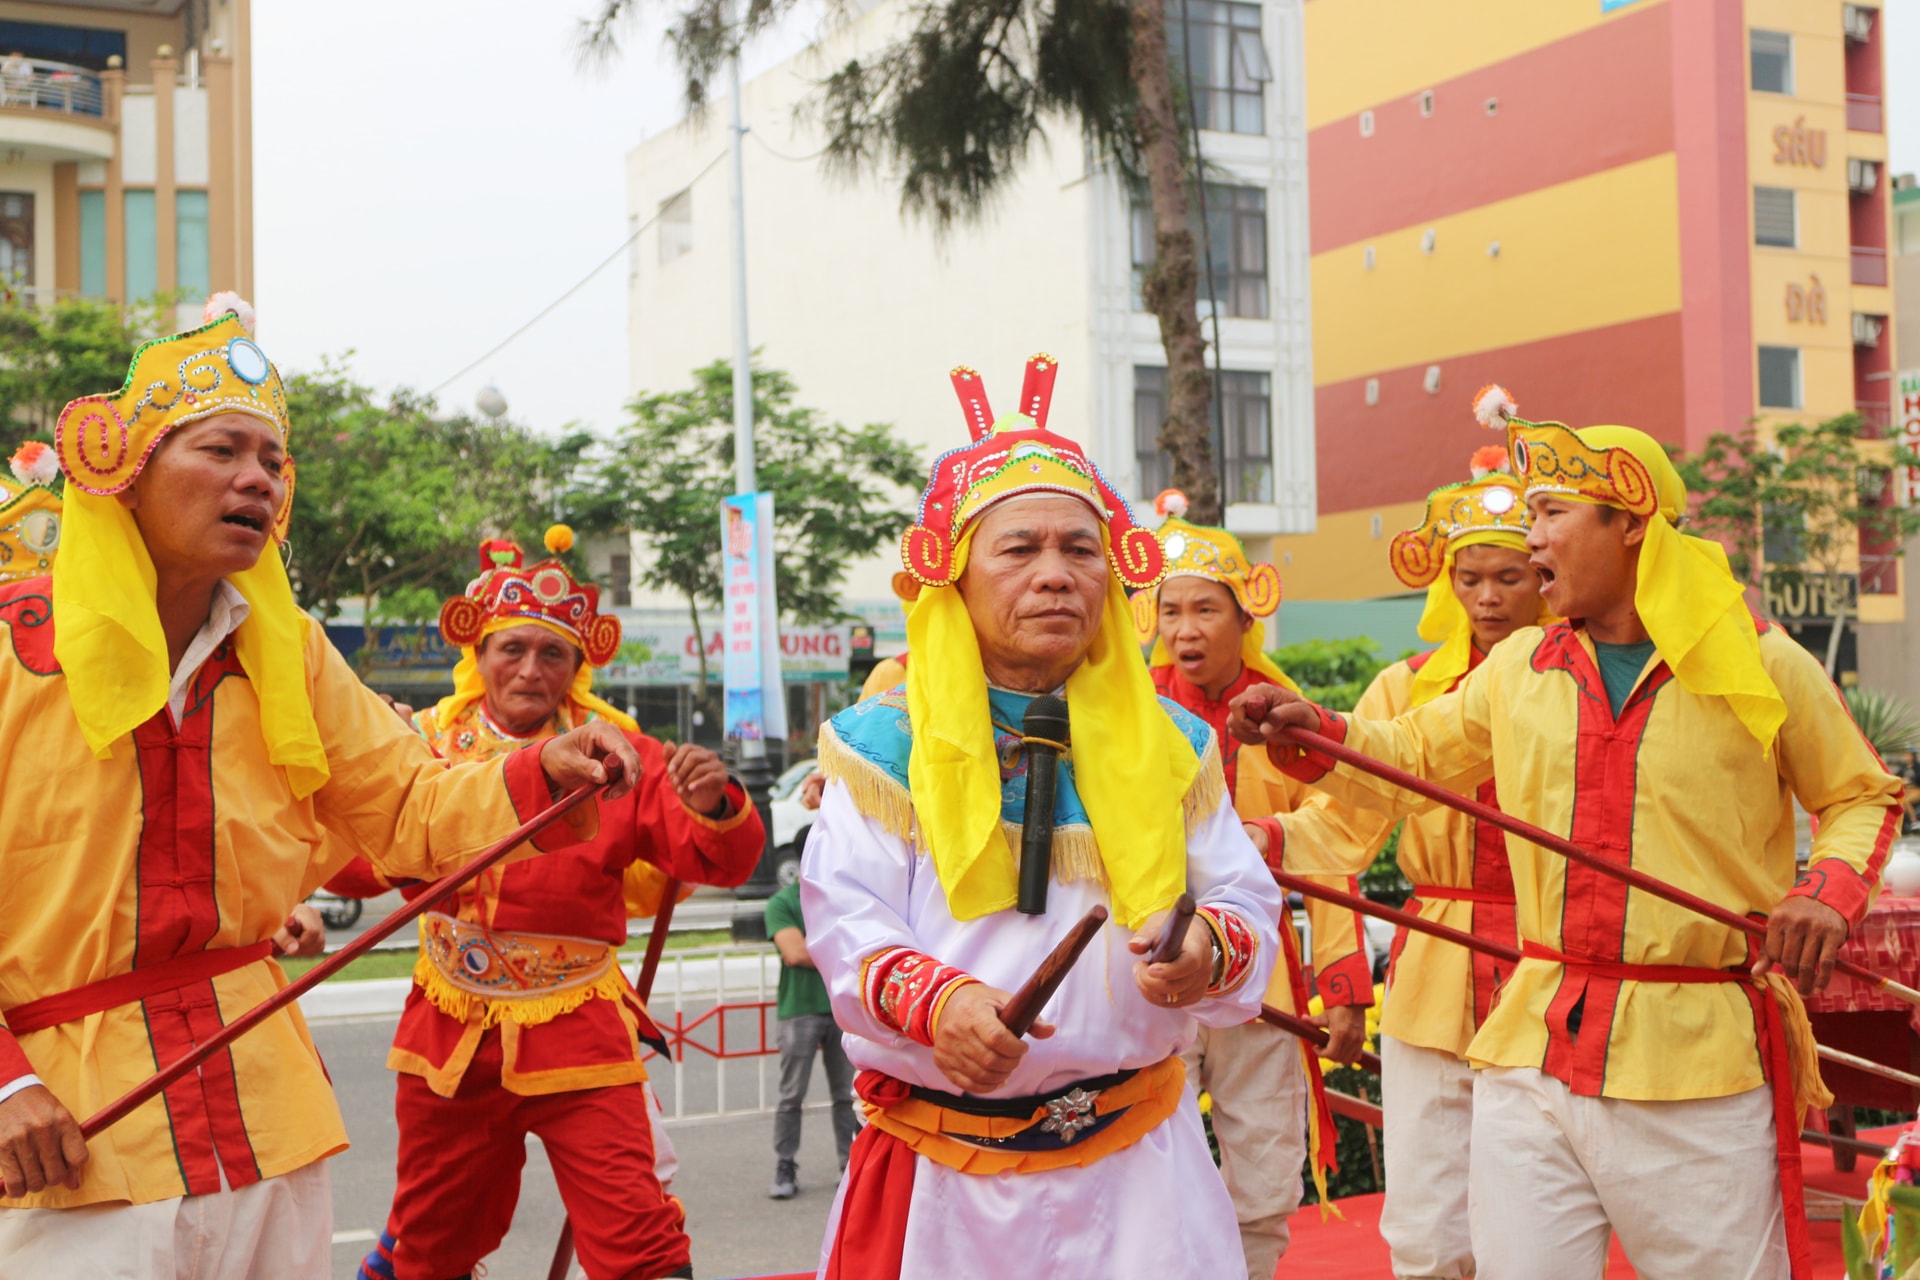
1273,620,1902,1101
0,579,588,1209
338,700,765,1098
1279,647,1518,1059
1153,664,1374,1016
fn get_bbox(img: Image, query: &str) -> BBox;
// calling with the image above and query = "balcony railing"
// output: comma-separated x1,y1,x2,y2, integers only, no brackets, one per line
1861,554,1900,596
0,59,104,118
1847,92,1884,134
1856,400,1891,435
1853,246,1889,286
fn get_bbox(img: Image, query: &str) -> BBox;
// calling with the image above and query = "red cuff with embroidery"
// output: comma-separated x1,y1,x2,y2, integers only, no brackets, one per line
862,947,979,1046
503,742,597,851
1264,705,1346,784
0,1028,34,1087
1198,907,1258,997
1787,858,1875,930
1316,950,1375,1008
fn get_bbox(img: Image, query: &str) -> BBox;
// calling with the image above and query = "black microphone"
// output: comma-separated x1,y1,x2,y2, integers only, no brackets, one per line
1017,695,1070,916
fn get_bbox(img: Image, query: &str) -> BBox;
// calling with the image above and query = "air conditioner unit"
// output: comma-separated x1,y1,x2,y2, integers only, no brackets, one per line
1848,158,1880,194
1843,4,1874,43
1853,312,1884,347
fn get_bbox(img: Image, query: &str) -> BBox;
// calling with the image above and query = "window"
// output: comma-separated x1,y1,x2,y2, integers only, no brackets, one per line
1130,183,1268,318
1133,366,1273,506
610,551,632,609
175,190,209,298
1751,30,1792,94
1168,0,1269,136
1754,186,1796,248
1219,369,1272,505
0,193,30,290
658,189,692,263
123,189,155,301
78,189,104,296
1758,346,1801,409
1135,366,1170,497
1762,503,1805,565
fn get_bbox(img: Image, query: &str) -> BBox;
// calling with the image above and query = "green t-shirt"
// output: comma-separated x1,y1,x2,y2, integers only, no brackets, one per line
765,881,833,1020
1593,638,1658,718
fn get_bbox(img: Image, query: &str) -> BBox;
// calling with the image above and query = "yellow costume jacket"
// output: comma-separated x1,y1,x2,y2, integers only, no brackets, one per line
0,579,587,1208
1272,620,1901,1101
1278,650,1518,1059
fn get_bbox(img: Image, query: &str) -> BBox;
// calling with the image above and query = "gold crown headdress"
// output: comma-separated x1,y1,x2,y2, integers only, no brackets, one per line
54,293,294,540
1128,489,1281,641
1388,442,1530,588
0,442,61,586
1473,383,1661,518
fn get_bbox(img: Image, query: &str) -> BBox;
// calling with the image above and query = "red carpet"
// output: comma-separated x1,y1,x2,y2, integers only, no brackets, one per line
1279,1126,1901,1278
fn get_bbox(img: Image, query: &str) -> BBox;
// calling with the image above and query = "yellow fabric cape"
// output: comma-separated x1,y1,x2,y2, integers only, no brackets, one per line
51,488,331,797
905,528,1202,931
1408,529,1542,709
434,616,639,735
1567,426,1786,756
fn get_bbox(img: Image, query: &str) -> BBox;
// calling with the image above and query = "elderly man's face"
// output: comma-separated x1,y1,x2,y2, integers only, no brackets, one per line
117,413,287,584
475,623,583,735
957,496,1108,686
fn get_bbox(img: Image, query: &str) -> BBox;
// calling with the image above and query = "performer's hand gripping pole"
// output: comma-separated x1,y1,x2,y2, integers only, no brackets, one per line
1144,893,1197,965
1000,905,1107,1037
1257,1003,1383,1076
79,767,620,1141
1273,724,1920,1009
1017,696,1070,916
1276,865,1920,1094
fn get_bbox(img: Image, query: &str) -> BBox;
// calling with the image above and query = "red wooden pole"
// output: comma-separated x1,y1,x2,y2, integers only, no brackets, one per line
1273,869,1522,966
1257,1003,1382,1076
79,775,612,1141
1274,725,1920,1008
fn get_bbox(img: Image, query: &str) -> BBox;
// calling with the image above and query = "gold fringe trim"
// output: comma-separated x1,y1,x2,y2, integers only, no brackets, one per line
817,721,927,852
412,954,630,1030
999,819,1108,889
1183,732,1228,831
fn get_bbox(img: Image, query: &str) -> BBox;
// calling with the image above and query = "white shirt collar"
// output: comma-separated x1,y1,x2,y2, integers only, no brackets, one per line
167,580,251,723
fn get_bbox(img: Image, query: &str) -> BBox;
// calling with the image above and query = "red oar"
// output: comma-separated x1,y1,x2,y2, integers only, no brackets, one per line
1274,725,1920,1008
547,878,682,1280
80,770,615,1140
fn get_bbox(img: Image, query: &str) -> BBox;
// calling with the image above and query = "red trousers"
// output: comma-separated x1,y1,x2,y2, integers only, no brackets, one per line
385,1032,689,1280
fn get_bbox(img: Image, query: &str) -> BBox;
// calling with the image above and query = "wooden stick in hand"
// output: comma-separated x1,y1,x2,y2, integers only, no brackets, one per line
1000,905,1108,1038
1145,892,1197,965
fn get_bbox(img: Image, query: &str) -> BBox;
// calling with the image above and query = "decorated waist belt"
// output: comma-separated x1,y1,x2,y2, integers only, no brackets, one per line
417,913,627,1029
854,1056,1186,1176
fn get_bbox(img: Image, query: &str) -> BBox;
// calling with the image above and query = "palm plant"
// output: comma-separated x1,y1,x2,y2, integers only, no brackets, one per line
1843,686,1920,762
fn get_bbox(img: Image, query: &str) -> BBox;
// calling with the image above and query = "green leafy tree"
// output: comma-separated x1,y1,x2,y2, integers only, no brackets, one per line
283,361,601,648
588,359,924,713
0,292,181,436
1676,413,1920,676
581,0,1226,520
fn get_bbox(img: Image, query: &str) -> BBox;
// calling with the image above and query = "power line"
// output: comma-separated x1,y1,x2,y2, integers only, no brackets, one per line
428,146,732,397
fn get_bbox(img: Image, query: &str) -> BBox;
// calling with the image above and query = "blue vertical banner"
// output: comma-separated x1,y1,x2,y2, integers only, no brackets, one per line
721,493,788,743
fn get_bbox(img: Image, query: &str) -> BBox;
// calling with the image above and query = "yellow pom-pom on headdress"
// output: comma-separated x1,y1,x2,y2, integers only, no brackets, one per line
544,523,575,555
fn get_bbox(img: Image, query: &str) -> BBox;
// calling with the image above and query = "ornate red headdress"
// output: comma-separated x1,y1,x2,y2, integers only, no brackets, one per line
899,354,1166,589
437,526,622,666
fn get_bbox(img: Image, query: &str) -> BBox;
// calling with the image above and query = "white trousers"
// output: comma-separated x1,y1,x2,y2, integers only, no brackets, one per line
1181,1018,1308,1280
1468,1066,1788,1280
1379,1035,1475,1279
0,1158,331,1280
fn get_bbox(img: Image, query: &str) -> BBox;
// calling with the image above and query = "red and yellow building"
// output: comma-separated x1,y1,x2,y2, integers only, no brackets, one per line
1280,0,1898,633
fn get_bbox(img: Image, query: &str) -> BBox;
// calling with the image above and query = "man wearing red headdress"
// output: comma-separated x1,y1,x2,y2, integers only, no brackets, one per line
340,530,765,1280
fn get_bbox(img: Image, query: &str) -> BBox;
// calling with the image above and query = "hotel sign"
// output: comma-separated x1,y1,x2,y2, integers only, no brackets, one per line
1900,369,1920,505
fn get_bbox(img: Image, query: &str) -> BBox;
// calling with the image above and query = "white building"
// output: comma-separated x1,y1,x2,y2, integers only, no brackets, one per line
623,0,1314,609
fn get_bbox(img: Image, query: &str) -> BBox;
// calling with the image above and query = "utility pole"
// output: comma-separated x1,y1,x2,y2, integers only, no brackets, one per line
727,22,780,897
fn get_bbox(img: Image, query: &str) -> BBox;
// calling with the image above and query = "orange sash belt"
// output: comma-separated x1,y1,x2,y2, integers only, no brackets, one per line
3,942,276,1035
1521,942,1813,1280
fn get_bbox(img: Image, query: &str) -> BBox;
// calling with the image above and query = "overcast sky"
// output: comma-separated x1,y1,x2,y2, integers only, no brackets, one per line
252,2,1920,439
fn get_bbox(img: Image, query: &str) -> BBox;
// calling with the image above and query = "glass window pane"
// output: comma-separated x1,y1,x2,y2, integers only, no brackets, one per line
1135,366,1170,496
175,190,209,298
1758,346,1800,409
1754,187,1795,248
79,188,104,297
0,191,31,290
1750,30,1792,94
124,188,156,301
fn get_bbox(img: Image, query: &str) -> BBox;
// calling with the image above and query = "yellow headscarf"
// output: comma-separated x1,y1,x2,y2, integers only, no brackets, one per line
1507,415,1787,755
53,487,331,796
1133,505,1297,693
1408,528,1544,708
906,524,1203,930
434,615,639,735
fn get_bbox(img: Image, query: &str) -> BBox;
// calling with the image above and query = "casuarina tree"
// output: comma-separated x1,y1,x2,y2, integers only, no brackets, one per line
579,0,1226,520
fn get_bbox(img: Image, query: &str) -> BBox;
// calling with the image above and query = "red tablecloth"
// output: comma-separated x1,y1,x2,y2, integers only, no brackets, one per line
1805,895,1920,1027
1806,895,1920,1111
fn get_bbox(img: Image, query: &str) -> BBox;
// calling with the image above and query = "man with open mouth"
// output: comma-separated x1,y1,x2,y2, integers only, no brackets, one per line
0,295,641,1279
1229,386,1903,1280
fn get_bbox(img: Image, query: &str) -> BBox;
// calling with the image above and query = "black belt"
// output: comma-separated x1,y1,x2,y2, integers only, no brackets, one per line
907,1067,1140,1149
